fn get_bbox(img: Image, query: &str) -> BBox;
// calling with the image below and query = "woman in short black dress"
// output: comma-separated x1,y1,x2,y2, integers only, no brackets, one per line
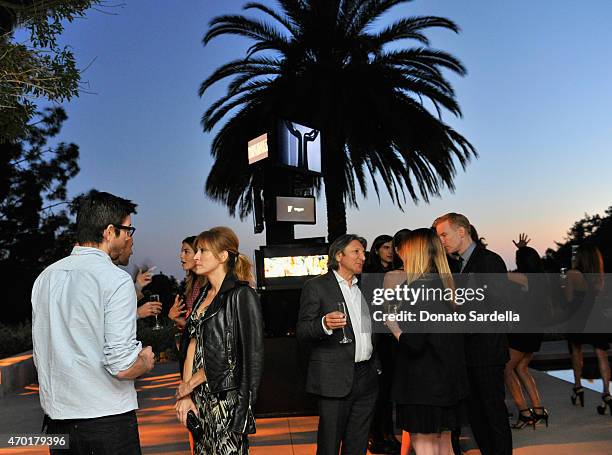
506,237,549,428
385,228,468,455
565,244,611,414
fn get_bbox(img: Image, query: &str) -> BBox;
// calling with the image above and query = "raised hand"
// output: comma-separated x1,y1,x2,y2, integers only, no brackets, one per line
513,233,531,249
169,294,186,322
135,268,153,290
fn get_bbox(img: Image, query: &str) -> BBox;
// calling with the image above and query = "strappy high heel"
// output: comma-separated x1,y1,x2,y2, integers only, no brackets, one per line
571,386,584,407
511,409,536,430
596,393,612,415
532,406,549,427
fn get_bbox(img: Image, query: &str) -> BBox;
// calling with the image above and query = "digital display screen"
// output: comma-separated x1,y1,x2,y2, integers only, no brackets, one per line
264,255,328,278
276,196,316,223
248,133,269,164
277,120,321,173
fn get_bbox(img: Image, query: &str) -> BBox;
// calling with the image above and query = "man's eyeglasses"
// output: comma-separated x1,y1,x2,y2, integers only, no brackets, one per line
113,224,136,237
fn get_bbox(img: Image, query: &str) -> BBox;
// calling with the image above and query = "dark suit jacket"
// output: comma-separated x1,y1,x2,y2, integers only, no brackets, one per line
296,271,376,398
454,245,510,367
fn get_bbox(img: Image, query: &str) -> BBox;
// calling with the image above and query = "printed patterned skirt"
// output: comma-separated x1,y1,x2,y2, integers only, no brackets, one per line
192,382,249,455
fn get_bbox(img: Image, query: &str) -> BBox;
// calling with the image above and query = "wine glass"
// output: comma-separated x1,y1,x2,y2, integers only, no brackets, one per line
337,301,352,344
150,294,163,331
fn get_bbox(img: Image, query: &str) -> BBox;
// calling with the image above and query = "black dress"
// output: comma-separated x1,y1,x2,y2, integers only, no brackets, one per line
566,287,610,351
390,277,469,433
507,275,548,354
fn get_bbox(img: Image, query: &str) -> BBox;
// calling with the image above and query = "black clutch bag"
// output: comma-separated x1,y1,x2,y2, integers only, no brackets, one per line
186,410,204,440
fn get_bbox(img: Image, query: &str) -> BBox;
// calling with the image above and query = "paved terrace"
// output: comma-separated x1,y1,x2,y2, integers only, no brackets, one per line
0,342,611,454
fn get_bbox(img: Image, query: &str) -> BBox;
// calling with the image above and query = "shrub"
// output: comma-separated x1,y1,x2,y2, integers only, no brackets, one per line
0,321,33,359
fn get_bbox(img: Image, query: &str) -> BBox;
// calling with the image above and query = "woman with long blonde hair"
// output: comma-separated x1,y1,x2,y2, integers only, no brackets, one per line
386,228,468,455
174,227,263,454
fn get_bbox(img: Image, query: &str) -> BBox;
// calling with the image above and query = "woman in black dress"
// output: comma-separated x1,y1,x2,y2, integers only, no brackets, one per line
385,228,468,455
565,244,611,414
505,235,548,428
364,234,400,454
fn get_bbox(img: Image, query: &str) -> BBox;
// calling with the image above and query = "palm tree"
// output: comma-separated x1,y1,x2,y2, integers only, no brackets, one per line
201,0,476,242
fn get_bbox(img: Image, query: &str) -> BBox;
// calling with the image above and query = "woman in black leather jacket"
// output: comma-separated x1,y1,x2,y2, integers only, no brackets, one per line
175,226,264,455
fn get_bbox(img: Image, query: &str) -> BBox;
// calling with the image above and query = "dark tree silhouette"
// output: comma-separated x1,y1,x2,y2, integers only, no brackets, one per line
200,0,476,241
0,107,79,322
543,207,612,273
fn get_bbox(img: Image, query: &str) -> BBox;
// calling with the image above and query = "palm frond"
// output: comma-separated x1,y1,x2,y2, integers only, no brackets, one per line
204,14,291,51
244,2,299,37
370,16,460,47
199,57,282,96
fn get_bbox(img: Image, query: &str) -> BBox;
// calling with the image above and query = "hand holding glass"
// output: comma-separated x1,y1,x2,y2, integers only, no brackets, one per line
337,302,352,344
150,294,162,331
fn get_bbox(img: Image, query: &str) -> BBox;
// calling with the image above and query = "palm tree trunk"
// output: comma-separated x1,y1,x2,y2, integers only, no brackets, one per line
322,131,347,242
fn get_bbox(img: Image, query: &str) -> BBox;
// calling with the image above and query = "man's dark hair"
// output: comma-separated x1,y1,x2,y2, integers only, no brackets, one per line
76,190,137,244
328,234,367,271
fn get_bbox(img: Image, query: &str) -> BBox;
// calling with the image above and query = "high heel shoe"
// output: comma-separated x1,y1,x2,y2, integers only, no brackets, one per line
532,407,549,427
510,409,536,430
571,386,585,407
596,393,612,415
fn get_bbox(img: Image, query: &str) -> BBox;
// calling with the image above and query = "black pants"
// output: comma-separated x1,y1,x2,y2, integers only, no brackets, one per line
467,365,512,455
316,361,379,455
369,336,395,443
45,410,142,455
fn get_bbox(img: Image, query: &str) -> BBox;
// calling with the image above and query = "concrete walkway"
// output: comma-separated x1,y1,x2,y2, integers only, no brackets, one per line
1,359,611,454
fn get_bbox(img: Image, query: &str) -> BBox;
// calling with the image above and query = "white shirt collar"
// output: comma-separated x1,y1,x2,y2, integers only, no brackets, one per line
333,270,358,286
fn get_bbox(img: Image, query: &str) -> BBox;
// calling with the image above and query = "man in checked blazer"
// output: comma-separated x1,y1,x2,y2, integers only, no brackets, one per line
297,234,378,455
433,213,512,455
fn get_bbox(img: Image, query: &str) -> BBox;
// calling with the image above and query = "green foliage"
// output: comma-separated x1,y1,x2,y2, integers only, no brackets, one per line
137,319,180,361
0,107,79,322
0,0,101,142
0,320,33,358
201,0,476,240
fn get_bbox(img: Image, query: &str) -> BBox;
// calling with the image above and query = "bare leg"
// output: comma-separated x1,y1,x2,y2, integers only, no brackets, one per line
412,433,437,455
515,353,542,408
595,348,611,395
570,342,583,387
401,431,411,455
504,348,528,411
436,432,453,455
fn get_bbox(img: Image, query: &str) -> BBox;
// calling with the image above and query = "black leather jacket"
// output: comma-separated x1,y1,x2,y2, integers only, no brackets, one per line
180,274,264,434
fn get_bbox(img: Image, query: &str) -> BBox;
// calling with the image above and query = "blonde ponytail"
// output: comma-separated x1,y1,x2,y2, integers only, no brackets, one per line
235,253,254,284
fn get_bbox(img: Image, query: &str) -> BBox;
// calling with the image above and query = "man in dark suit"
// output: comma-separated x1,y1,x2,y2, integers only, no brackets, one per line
297,234,378,455
433,213,512,455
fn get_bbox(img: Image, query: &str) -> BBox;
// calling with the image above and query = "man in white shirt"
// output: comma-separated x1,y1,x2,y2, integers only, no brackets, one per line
297,234,378,455
32,190,155,454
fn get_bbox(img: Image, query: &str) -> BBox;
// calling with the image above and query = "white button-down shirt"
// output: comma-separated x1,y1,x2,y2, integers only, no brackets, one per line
32,246,142,419
322,271,373,362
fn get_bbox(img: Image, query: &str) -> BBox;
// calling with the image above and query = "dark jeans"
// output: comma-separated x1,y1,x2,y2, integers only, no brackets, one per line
45,410,142,455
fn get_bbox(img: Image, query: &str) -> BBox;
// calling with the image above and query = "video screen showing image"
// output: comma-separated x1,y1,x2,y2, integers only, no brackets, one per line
264,255,328,278
277,120,321,173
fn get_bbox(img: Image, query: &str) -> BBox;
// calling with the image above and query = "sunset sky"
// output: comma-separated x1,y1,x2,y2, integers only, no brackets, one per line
43,0,612,278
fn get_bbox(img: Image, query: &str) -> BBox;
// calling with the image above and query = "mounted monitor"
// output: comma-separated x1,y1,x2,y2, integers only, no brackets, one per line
275,196,316,224
255,243,328,290
248,133,269,164
277,120,321,174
